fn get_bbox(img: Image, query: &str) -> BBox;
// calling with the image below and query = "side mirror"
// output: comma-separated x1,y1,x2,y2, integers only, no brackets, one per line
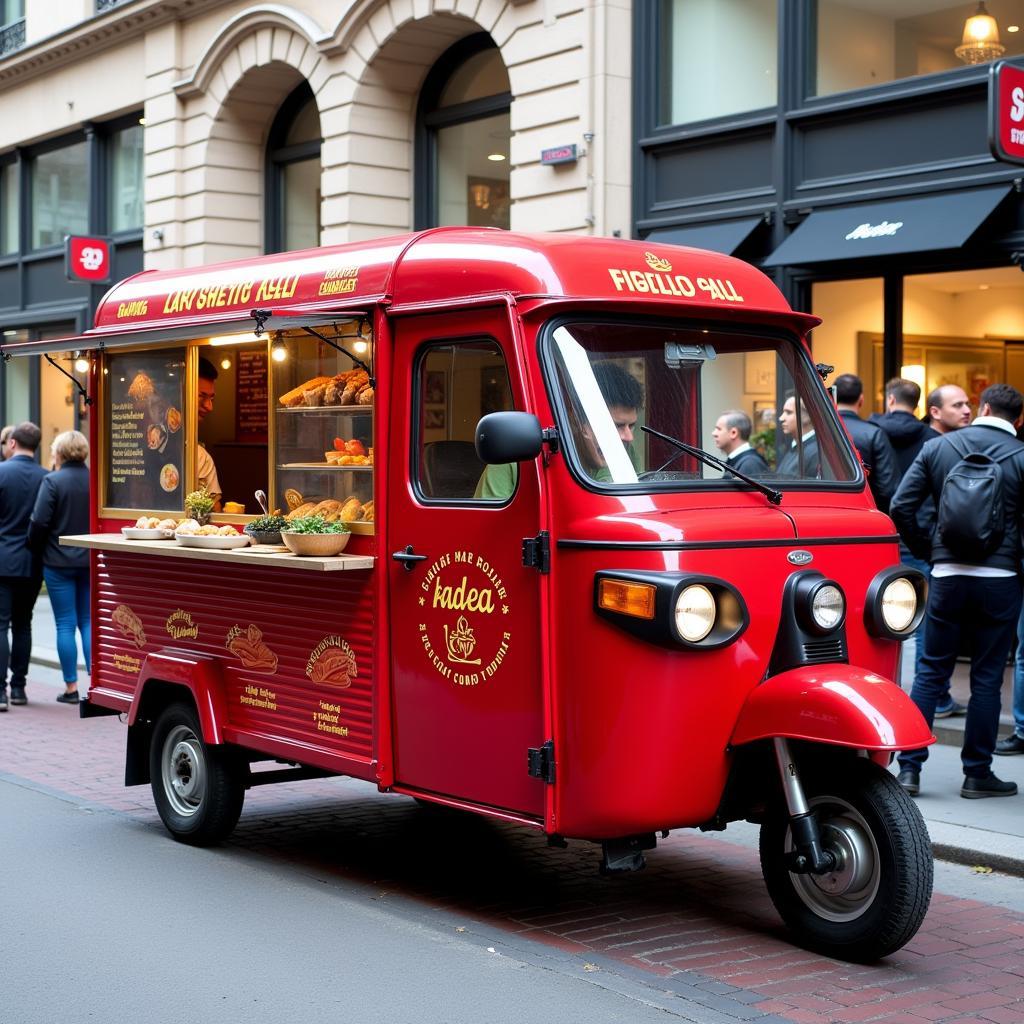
475,412,543,464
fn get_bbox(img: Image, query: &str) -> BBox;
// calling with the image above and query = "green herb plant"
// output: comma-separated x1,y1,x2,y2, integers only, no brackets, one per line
184,488,215,519
246,514,289,533
282,514,351,535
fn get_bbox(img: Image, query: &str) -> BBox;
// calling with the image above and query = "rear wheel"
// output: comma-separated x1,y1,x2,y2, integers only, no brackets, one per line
149,703,244,846
759,756,932,962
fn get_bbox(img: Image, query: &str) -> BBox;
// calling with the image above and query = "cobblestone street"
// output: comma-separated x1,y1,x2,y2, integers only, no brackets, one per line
4,681,1024,1024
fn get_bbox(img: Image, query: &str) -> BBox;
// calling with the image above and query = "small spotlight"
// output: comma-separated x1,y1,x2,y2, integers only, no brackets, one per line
271,337,287,362
220,357,231,370
487,153,506,162
73,353,89,373
353,340,368,354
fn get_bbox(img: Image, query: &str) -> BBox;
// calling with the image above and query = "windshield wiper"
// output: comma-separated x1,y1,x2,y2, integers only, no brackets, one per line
640,425,782,505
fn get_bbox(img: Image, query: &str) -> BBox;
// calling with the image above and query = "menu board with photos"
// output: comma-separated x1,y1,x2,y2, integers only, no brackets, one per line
235,348,269,443
106,349,186,511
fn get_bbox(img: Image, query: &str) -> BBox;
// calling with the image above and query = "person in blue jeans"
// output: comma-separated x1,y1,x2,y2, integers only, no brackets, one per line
996,606,1024,755
28,430,91,702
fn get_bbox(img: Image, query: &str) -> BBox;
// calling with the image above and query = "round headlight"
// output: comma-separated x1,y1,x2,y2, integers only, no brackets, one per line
881,577,917,633
675,584,716,642
810,584,845,631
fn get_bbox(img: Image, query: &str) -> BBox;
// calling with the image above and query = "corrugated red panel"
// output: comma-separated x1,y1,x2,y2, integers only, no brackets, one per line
94,551,377,764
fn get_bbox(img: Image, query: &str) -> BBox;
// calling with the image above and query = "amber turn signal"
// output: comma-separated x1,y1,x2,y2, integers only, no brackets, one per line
597,579,657,620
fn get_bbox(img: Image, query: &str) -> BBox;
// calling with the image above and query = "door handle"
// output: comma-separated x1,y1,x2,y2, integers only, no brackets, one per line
392,544,427,571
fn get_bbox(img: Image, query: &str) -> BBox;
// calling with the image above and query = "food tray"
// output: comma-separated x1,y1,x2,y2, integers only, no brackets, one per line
175,534,251,549
121,527,175,540
278,463,373,471
277,406,374,415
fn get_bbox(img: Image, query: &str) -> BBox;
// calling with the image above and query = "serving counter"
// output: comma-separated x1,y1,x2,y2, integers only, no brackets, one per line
61,534,375,572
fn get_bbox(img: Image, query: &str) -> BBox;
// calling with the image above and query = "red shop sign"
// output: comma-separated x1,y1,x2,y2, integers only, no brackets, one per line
65,235,114,284
989,60,1024,165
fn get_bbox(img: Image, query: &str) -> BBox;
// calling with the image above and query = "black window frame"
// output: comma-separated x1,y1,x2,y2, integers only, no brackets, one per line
264,81,322,255
414,33,512,231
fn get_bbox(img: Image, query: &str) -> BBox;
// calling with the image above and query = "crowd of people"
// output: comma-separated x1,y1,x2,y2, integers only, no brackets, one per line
0,421,90,712
836,375,1024,800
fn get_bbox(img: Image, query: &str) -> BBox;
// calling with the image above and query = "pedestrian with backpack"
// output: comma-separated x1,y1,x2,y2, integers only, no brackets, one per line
890,383,1024,799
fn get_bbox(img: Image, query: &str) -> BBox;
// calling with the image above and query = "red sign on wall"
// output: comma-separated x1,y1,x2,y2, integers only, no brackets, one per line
65,235,113,284
989,60,1024,165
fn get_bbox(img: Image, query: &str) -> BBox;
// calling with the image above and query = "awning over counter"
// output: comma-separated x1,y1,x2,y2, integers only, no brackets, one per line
760,185,1012,267
645,216,765,255
0,309,375,358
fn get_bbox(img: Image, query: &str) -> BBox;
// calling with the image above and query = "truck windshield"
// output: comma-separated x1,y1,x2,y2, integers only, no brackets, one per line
544,319,858,489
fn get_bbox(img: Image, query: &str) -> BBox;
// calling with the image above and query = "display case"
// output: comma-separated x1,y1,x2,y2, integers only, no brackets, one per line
271,323,375,532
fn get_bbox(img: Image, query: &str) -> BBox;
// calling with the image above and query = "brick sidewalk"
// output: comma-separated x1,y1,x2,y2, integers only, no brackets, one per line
4,692,1024,1024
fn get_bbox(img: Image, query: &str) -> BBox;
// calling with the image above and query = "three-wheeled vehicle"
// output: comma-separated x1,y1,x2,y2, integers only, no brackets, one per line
10,228,935,961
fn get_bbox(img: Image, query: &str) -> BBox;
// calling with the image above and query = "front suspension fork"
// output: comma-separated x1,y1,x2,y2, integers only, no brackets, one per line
772,738,837,876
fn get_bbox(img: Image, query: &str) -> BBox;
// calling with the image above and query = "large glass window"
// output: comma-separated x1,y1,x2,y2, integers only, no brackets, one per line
30,141,88,249
418,37,511,230
3,329,30,425
813,1,1024,98
546,320,857,487
0,160,17,255
266,84,322,253
658,0,777,125
416,341,513,501
109,123,144,232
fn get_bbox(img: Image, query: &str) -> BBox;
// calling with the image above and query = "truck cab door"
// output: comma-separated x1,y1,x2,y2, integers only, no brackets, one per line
387,310,545,817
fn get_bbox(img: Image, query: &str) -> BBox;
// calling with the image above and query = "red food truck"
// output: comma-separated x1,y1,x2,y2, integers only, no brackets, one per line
6,228,935,961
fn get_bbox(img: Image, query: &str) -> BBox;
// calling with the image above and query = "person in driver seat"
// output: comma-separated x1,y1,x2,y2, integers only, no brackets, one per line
475,361,642,499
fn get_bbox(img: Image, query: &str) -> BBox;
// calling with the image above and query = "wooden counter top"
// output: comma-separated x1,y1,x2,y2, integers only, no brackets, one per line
60,534,374,572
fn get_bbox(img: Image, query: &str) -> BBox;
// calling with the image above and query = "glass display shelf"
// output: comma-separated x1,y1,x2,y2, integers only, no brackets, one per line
278,463,374,471
277,405,374,416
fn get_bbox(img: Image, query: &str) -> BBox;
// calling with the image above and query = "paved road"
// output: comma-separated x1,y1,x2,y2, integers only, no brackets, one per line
4,673,1024,1024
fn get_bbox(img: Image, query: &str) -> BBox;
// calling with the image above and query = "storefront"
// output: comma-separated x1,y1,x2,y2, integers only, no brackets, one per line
634,0,1024,418
0,114,143,439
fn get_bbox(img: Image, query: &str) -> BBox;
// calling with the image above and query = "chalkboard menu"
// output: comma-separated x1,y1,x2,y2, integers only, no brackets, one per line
106,348,186,511
235,348,268,443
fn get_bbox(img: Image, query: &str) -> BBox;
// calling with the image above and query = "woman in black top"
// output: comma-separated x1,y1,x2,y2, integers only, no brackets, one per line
29,430,91,703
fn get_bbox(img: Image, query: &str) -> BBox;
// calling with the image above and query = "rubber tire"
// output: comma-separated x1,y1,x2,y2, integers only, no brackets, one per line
759,756,933,962
149,702,245,846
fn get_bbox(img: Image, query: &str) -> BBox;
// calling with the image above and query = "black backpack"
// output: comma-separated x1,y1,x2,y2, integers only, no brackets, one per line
936,434,1022,561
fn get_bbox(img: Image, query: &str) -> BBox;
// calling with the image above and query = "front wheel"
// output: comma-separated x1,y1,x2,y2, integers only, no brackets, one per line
149,702,245,846
759,757,932,962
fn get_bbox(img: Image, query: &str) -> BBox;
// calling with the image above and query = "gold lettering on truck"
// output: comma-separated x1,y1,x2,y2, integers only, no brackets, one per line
607,252,743,303
418,551,512,688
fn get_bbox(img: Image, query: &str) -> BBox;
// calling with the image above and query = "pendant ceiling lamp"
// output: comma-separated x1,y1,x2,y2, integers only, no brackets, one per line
955,2,1005,64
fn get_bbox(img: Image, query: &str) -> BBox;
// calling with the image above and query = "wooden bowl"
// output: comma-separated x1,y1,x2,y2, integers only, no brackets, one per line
281,531,351,557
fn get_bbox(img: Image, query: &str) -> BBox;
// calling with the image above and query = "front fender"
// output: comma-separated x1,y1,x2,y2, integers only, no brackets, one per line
730,665,934,752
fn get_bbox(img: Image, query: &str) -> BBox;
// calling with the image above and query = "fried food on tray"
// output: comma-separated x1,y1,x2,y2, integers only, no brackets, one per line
279,376,334,407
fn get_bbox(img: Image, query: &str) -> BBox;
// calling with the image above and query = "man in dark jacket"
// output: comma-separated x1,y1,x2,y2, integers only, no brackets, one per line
872,377,963,716
776,394,819,477
870,377,937,475
0,422,48,711
712,409,769,476
834,374,898,513
890,384,1024,799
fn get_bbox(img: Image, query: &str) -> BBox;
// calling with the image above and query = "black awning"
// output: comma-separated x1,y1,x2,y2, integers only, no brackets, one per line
645,216,765,255
760,185,1012,268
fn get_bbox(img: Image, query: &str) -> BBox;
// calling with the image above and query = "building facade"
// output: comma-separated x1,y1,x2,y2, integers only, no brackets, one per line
635,0,1024,420
0,0,633,437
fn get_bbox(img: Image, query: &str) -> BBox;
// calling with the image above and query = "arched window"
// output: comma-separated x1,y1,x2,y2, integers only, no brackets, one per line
265,82,322,253
415,34,511,230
